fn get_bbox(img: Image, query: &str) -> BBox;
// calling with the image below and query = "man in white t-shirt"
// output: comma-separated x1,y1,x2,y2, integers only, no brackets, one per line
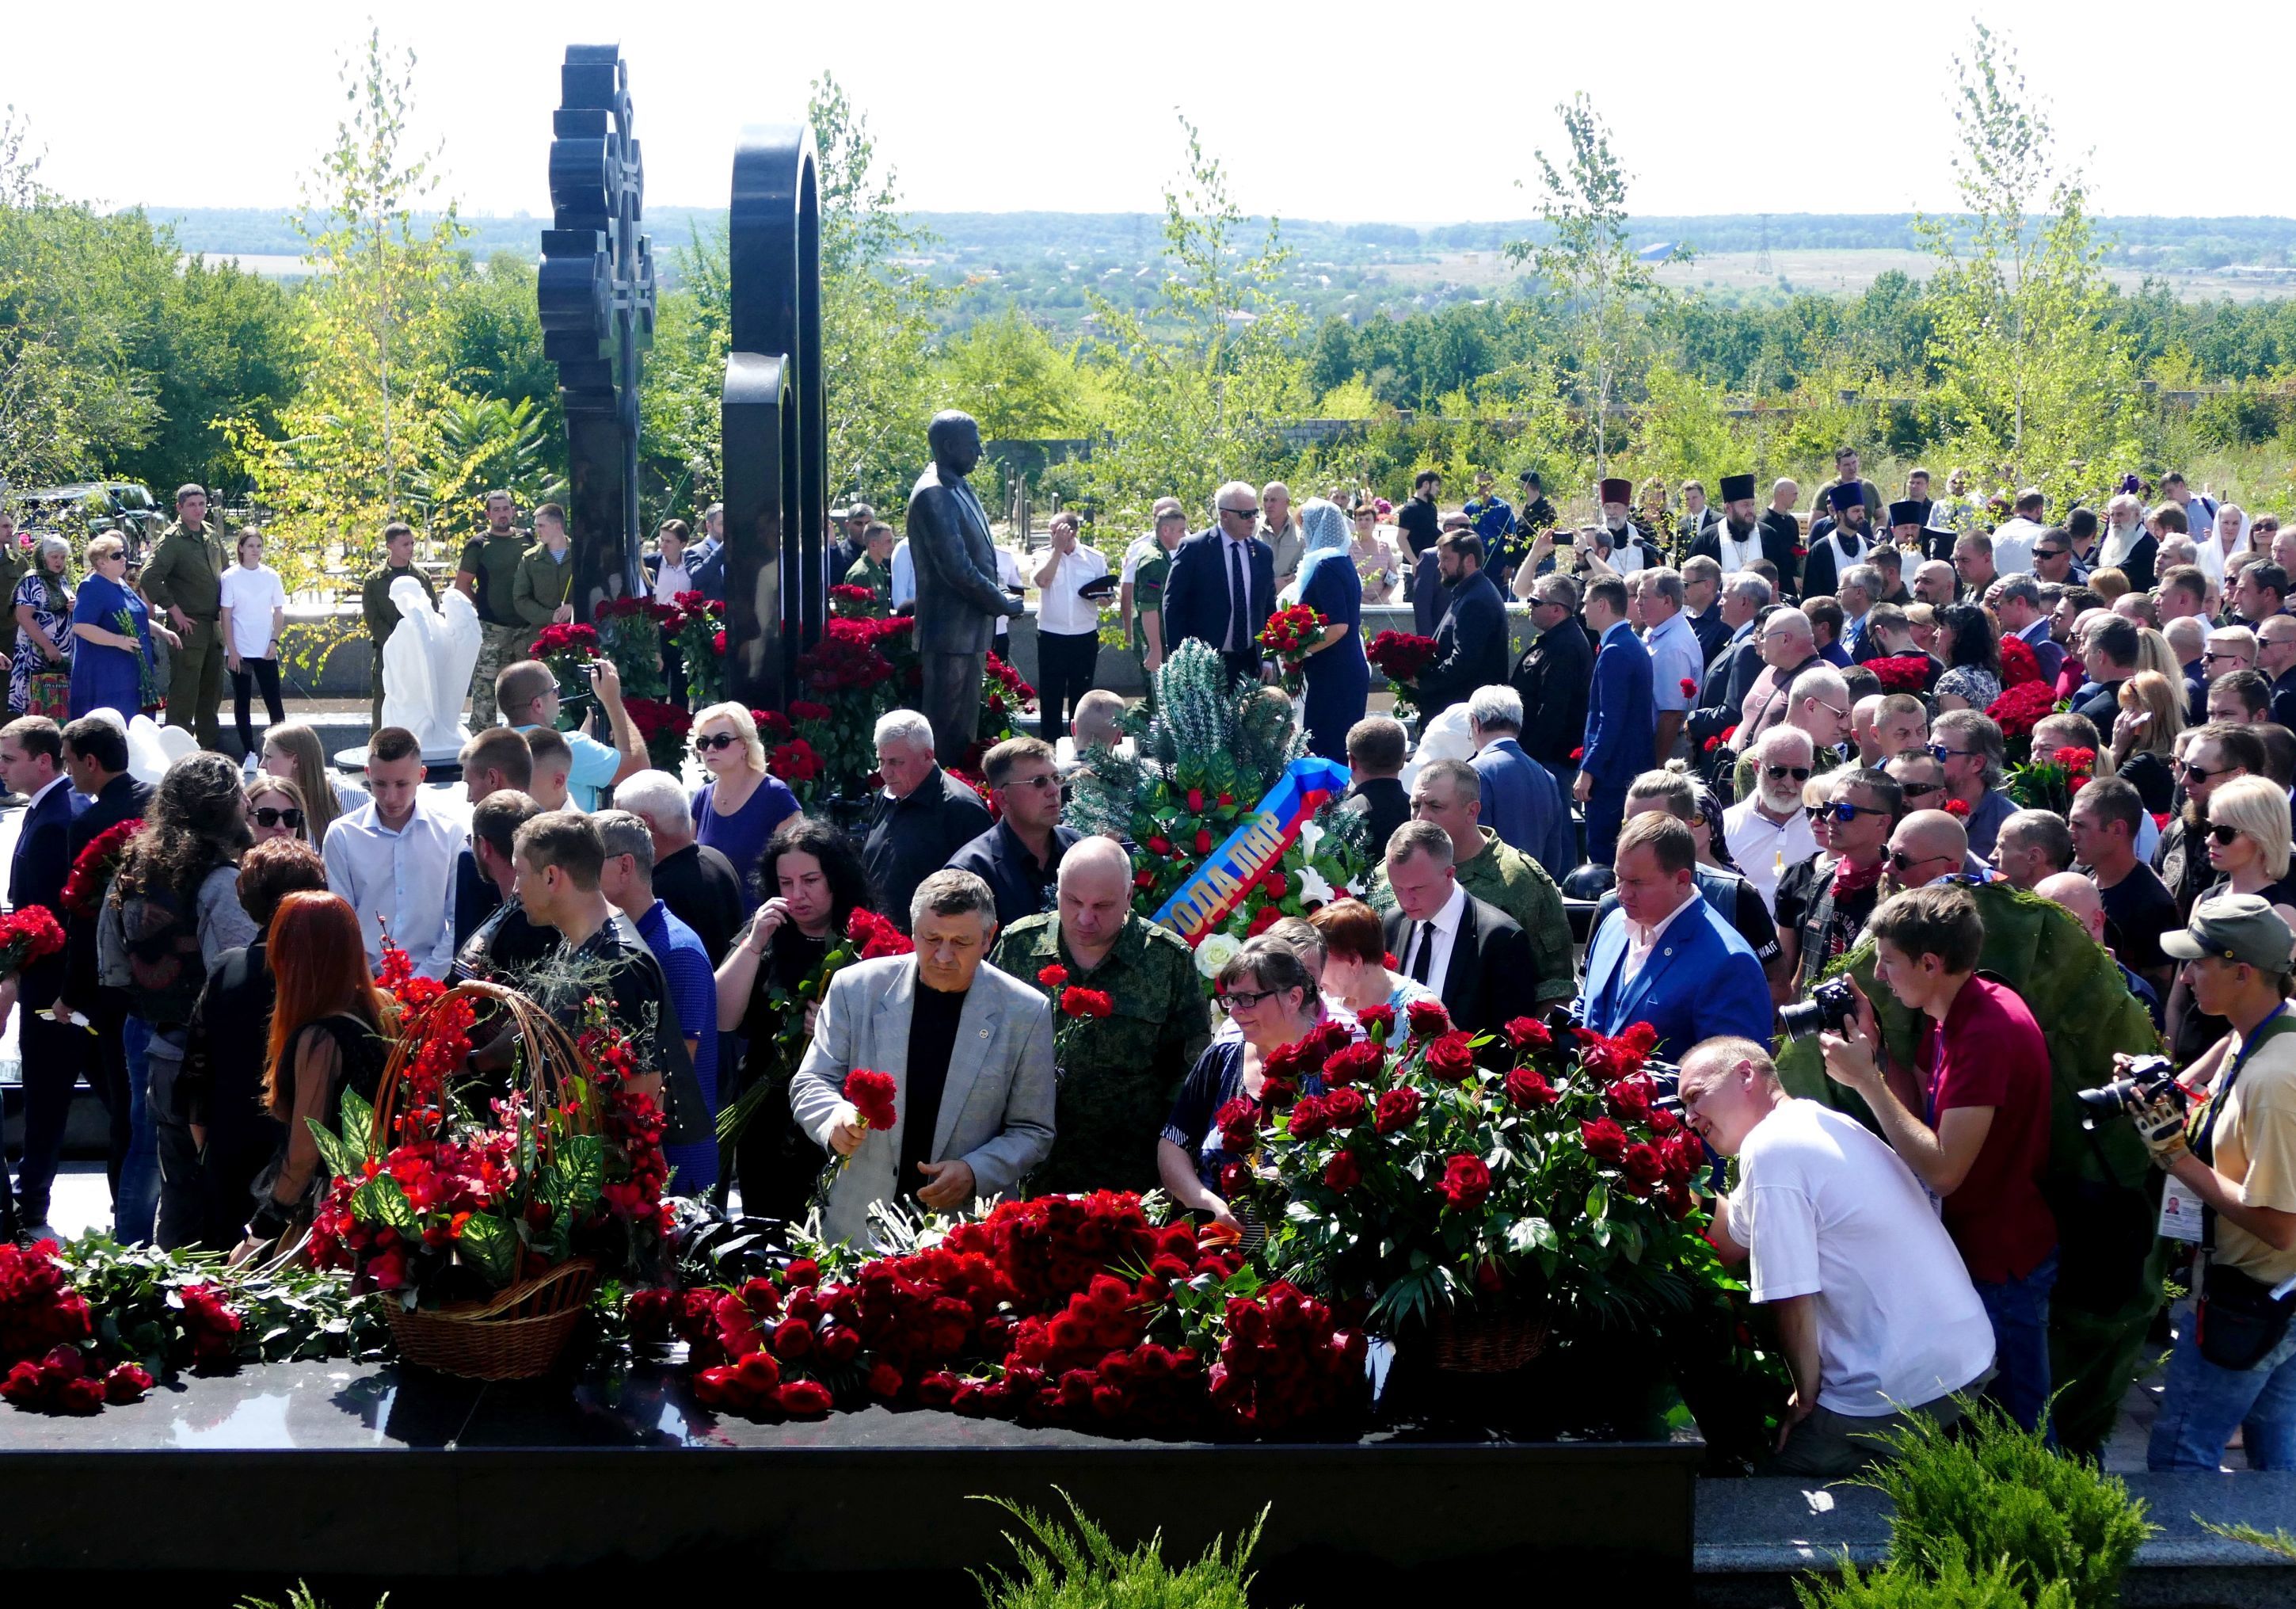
1030,509,1110,742
1989,487,2050,575
1680,1036,1995,1476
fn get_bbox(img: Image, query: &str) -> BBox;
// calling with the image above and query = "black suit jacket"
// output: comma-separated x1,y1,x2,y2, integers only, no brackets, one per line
9,779,76,1009
1340,776,1411,861
1161,528,1276,666
1510,612,1593,770
1689,621,1765,749
1380,892,1537,1035
1687,607,1731,668
65,772,154,1010
1417,570,1508,711
1758,509,1805,595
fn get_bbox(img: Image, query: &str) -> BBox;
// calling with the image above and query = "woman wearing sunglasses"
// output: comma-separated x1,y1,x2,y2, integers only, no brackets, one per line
245,775,309,845
689,701,800,903
2166,775,2296,1062
2108,671,2185,814
1156,940,1327,1233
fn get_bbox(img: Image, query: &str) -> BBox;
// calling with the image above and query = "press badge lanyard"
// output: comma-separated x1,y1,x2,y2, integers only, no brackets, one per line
2164,1004,2294,1248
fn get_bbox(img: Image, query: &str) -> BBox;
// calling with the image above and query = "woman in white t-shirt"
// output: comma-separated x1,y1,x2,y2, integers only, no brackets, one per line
219,528,289,755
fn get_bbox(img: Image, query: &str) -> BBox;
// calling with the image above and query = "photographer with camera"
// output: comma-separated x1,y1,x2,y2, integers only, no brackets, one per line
493,656,647,813
1813,884,2058,1432
2138,895,2296,1470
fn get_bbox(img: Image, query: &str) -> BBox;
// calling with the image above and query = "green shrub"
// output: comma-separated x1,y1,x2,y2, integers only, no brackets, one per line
1799,1558,2075,1608
972,1488,1286,1609
1855,1401,2152,1609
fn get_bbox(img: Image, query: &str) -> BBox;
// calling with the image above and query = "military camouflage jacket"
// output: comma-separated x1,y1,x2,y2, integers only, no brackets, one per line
1368,826,1576,1006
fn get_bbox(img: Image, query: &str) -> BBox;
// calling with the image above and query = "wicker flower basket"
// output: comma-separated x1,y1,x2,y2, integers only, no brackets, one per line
385,1256,600,1381
1429,1309,1548,1375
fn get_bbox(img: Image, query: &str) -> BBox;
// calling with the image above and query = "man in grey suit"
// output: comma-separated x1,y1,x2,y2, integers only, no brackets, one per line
906,410,1026,768
790,867,1055,1248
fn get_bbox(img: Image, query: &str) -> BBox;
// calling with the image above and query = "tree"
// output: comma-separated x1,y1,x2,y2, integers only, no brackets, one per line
1506,94,1679,480
1916,23,2138,504
228,29,470,587
121,249,304,493
935,308,1099,440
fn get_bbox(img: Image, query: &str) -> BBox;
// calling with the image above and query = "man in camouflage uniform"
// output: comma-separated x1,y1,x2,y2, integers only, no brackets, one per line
1365,758,1576,1008
455,490,534,730
139,483,230,749
363,520,436,733
988,836,1209,1195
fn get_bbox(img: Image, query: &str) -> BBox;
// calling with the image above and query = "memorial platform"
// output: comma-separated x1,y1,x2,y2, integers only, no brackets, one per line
0,1358,1702,1597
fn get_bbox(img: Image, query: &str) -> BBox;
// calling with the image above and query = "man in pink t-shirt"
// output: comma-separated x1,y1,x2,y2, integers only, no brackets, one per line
1818,883,2057,1432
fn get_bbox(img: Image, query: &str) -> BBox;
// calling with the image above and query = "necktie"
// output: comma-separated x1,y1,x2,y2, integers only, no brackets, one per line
1411,922,1435,985
1228,541,1248,652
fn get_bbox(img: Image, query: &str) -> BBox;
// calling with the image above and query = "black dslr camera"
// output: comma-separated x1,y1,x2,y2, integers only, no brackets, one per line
2076,1054,2184,1130
1779,977,1860,1043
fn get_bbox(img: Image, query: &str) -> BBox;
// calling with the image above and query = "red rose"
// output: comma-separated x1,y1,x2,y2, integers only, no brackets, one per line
1323,1152,1362,1191
1194,829,1214,855
1217,791,1234,806
1219,1160,1251,1199
1321,1086,1368,1127
770,1317,815,1359
1323,1043,1384,1087
1503,1016,1552,1050
1580,1117,1630,1162
1135,870,1154,889
1607,1076,1654,1123
1505,1068,1557,1107
1620,1142,1667,1194
1680,677,1698,696
1569,746,1584,761
1287,1095,1334,1139
1146,835,1171,856
1247,905,1283,936
1262,871,1288,898
1422,1029,1476,1083
868,1362,904,1397
1405,1000,1451,1039
104,1362,153,1405
1187,787,1205,811
1373,1086,1421,1134
1213,1096,1260,1152
776,1379,834,1416
1355,1004,1397,1042
1437,1153,1491,1211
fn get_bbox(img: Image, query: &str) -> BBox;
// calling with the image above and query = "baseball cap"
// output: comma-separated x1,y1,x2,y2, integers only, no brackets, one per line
2161,893,2296,973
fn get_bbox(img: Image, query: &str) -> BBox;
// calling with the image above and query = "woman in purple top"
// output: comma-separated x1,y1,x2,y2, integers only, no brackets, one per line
689,701,800,900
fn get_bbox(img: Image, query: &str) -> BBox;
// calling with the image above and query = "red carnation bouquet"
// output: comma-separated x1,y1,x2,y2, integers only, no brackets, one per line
1366,629,1438,714
718,908,914,1146
1256,604,1328,695
61,818,142,921
1867,654,1933,696
1032,964,1115,1068
0,905,66,986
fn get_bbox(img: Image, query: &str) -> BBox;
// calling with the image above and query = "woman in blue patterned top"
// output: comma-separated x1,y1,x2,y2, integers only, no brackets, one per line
10,534,74,715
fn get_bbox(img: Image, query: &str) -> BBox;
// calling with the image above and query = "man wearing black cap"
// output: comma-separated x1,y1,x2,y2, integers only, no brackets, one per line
1687,473,1780,574
1887,500,1932,566
1803,483,1875,602
1595,478,1659,574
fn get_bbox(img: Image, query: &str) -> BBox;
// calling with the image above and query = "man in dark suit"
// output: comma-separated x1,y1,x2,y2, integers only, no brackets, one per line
1576,575,1654,867
1160,481,1276,684
1574,813,1773,1062
1339,715,1411,858
1510,570,1593,794
1689,574,1772,757
1464,692,1575,881
1412,531,1508,715
2,718,78,1235
907,410,1027,768
1682,556,1731,666
1378,821,1536,1034
57,715,153,1218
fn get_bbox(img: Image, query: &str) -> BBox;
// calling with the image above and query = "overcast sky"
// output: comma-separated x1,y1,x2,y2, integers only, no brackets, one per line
10,0,2292,223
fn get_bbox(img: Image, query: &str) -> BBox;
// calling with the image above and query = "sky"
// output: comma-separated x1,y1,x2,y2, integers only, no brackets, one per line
10,0,2294,223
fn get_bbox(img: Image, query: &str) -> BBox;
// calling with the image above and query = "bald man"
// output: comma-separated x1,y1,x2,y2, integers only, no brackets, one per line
1913,560,1959,608
1887,808,1983,892
986,836,1209,1195
2036,871,2164,1028
1734,608,1823,754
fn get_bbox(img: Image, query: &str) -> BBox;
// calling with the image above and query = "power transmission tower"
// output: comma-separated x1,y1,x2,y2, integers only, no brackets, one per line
1755,213,1772,276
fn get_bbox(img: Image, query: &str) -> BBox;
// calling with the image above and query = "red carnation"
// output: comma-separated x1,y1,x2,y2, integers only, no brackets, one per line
1373,1086,1421,1135
843,1069,898,1131
1580,1117,1630,1162
1941,797,1970,818
1405,999,1451,1039
1135,871,1155,889
1422,1030,1476,1083
1437,1153,1491,1211
1323,1152,1362,1191
1680,677,1698,697
1146,834,1171,856
1059,986,1114,1020
868,1362,904,1397
1037,963,1069,989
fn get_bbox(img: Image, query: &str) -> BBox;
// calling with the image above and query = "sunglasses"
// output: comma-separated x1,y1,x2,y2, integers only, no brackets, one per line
1807,799,1881,824
2033,547,2068,560
2177,761,2229,783
2203,650,2245,663
1765,764,1812,782
1888,848,1949,873
695,733,741,753
1898,780,1944,799
1929,744,1973,764
2209,823,2247,847
1219,505,1260,520
252,806,304,829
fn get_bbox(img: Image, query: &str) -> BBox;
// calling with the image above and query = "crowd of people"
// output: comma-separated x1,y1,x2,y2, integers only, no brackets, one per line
7,453,2296,1479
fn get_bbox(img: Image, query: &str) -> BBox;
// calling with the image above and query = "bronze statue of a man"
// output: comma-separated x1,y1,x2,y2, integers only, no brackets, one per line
905,410,1024,765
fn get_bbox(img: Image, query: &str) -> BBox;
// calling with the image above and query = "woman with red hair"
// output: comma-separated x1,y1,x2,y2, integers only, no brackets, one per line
238,892,393,1254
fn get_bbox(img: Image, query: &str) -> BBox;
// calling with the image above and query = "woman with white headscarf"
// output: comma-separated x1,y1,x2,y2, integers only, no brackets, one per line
1292,498,1372,761
2192,501,2252,593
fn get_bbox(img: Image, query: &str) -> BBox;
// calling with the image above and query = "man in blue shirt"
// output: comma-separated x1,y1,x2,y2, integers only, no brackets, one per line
1637,567,1704,765
493,656,647,812
596,809,718,1195
1463,470,1516,581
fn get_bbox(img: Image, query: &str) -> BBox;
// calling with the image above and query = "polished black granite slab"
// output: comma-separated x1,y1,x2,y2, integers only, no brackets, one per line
0,1360,1700,1587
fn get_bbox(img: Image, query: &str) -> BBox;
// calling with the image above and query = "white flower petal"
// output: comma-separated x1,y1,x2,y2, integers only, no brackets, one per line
1194,932,1243,978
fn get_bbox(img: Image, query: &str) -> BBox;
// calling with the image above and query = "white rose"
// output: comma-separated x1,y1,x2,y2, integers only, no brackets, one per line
1194,932,1243,978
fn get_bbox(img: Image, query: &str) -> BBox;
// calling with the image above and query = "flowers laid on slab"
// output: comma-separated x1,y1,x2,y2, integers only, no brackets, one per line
1365,629,1437,713
1256,604,1327,695
717,909,915,1146
632,1191,1366,1439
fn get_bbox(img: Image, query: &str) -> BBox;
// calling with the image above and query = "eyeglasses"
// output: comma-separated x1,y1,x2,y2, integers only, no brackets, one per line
1765,764,1812,782
1807,799,1882,824
1218,505,1260,520
2209,823,2247,847
251,806,305,829
1002,772,1059,792
1217,987,1277,1012
1816,700,1849,719
695,733,740,753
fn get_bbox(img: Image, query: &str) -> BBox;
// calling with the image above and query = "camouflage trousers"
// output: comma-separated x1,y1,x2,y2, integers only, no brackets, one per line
467,621,531,729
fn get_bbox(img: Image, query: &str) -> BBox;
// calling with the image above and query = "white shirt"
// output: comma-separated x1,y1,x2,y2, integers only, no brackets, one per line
1623,886,1700,986
1401,881,1469,993
1990,516,2046,576
1120,532,1165,584
322,795,463,978
1034,542,1110,635
652,556,691,604
1220,533,1256,650
1723,794,1818,917
1729,1099,1995,1416
219,564,287,658
994,547,1024,640
890,540,916,608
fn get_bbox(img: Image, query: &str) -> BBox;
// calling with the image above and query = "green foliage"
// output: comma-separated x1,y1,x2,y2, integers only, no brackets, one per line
48,1231,389,1367
1799,1558,2075,1609
939,308,1102,440
972,1489,1280,1609
410,395,558,541
2201,1519,2296,1560
234,1585,388,1609
1853,1401,2153,1609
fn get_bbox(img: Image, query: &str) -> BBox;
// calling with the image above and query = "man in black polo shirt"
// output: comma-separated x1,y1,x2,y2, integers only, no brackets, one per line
862,708,994,932
615,768,748,963
451,790,557,983
1398,470,1445,636
2069,776,2179,1001
948,735,1081,928
1339,715,1411,856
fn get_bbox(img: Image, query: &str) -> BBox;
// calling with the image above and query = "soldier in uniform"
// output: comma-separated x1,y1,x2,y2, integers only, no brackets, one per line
987,837,1210,1195
0,506,27,665
455,490,535,730
139,483,230,749
843,520,896,608
511,501,577,640
363,520,436,733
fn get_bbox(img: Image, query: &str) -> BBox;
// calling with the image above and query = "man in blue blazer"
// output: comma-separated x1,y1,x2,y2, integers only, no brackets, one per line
1465,685,1576,880
2,717,83,1237
1574,574,1655,867
1574,813,1773,1062
1160,482,1277,684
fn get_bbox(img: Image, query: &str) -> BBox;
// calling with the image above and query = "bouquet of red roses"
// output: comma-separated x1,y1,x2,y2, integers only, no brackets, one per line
670,591,728,705
1257,604,1327,694
61,818,141,920
528,623,604,730
829,582,886,620
1867,654,1934,696
1366,629,1438,713
1986,679,2063,757
0,905,65,987
1997,633,2043,688
622,696,693,770
2007,744,2096,815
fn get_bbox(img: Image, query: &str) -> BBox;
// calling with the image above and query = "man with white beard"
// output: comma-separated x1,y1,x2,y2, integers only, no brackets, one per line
1595,477,1661,574
2096,493,2159,592
1724,724,1821,916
